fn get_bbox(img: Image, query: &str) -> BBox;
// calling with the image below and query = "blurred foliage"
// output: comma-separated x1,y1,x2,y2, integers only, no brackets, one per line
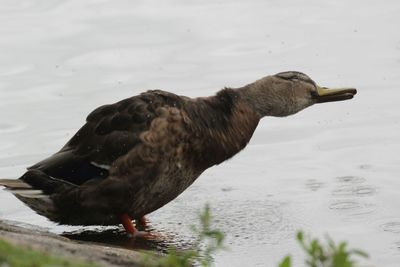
278,231,368,267
143,204,225,267
0,238,97,267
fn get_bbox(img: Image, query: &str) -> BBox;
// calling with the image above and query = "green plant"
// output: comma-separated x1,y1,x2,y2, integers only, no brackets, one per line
278,231,369,267
191,204,225,266
144,204,225,267
0,238,97,267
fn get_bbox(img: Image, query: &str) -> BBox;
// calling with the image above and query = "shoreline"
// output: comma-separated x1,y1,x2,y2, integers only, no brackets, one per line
0,220,147,267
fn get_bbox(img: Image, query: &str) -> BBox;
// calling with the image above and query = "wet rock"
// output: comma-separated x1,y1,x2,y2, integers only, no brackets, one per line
0,220,147,267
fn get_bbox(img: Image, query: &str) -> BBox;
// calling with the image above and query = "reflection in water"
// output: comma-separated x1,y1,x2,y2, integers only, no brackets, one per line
62,224,195,253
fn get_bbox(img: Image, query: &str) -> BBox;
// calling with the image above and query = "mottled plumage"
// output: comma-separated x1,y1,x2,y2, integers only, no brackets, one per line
0,71,356,229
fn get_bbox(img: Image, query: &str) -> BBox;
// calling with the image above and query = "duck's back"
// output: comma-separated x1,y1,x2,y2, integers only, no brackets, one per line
29,90,188,186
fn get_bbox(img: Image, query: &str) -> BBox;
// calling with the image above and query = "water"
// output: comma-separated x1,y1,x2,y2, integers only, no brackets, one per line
0,0,400,266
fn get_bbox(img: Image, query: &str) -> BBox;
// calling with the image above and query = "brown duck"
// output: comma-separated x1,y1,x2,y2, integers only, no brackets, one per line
0,71,356,236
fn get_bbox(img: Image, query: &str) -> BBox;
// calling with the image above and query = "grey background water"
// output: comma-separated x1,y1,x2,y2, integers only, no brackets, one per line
0,0,399,266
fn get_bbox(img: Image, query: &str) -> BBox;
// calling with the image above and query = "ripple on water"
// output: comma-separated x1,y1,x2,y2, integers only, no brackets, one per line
336,176,366,184
332,175,376,199
212,200,293,246
329,200,376,216
332,185,376,197
359,164,373,170
305,179,323,191
147,198,293,250
330,200,362,210
354,186,376,196
220,186,235,192
381,221,400,234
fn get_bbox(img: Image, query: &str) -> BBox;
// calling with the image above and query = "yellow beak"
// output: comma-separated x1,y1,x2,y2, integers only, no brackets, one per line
314,86,357,103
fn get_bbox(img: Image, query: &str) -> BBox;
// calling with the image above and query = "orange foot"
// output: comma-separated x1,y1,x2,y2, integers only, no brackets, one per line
137,216,148,228
121,213,153,238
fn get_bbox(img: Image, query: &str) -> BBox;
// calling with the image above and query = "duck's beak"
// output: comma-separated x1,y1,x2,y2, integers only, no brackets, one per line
313,86,357,103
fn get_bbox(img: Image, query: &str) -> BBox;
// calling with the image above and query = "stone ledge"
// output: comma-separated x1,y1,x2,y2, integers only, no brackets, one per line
0,220,147,267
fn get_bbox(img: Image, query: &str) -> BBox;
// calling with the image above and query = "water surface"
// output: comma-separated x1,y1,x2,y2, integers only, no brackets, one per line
1,1,400,266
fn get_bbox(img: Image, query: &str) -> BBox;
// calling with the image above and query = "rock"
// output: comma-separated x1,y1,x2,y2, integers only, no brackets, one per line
0,220,148,267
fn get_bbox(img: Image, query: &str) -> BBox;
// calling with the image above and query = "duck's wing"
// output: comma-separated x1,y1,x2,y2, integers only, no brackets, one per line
51,100,195,225
28,90,186,186
1,95,196,224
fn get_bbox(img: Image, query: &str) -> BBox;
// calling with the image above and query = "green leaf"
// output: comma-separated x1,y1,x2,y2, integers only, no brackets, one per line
297,231,304,242
278,256,291,267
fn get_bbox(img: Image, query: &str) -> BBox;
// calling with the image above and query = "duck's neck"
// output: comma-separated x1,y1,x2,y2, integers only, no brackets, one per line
187,88,260,169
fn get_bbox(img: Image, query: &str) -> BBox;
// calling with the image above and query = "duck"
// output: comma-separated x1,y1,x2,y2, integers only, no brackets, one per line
0,71,356,236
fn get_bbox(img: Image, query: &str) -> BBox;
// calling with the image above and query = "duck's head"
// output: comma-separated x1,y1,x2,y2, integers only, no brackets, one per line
239,71,357,118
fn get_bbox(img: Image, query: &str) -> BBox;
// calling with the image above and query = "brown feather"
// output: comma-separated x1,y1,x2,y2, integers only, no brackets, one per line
32,88,261,225
2,71,356,226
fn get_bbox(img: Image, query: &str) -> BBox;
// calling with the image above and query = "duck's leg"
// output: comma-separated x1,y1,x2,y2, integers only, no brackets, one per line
137,216,148,228
121,213,137,235
121,213,152,238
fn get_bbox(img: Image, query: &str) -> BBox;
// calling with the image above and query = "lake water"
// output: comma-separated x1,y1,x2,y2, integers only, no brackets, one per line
0,1,399,266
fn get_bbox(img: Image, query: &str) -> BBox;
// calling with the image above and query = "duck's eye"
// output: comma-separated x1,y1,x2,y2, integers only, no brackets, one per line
310,90,319,98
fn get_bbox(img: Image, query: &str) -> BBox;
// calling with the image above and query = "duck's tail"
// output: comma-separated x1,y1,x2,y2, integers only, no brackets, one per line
0,177,55,218
0,170,75,220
